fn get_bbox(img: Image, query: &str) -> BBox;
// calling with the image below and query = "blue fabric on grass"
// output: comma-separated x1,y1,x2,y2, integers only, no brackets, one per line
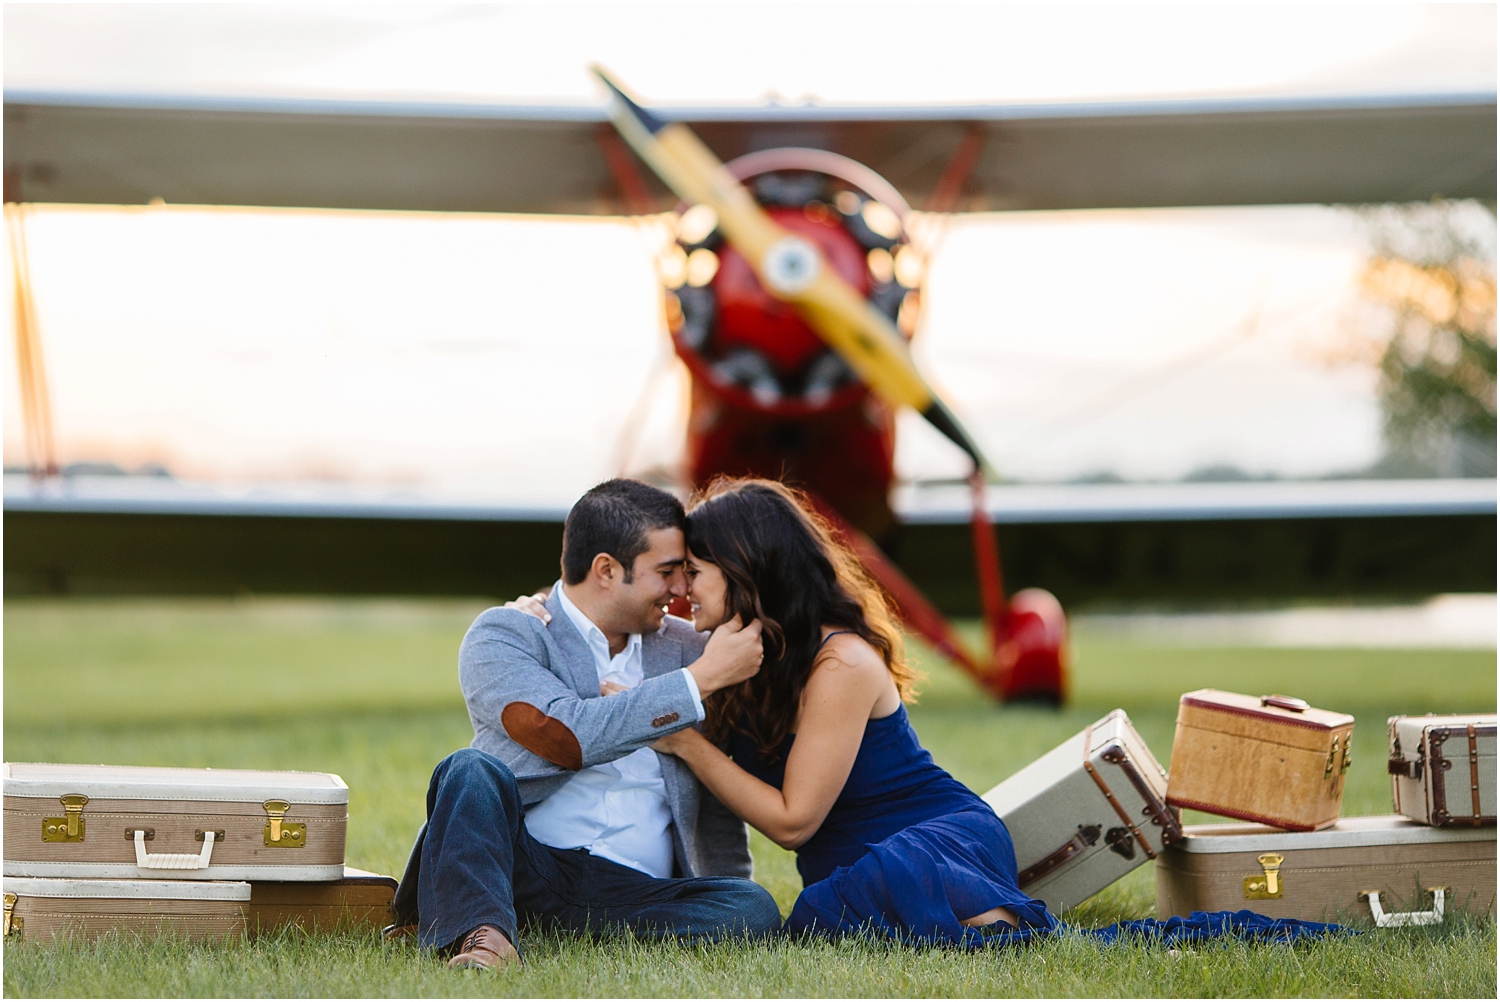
789,908,1349,949
1084,909,1350,946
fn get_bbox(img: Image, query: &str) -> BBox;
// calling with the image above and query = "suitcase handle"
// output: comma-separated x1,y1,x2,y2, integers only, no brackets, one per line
1017,824,1100,887
1260,695,1309,712
1387,756,1422,779
1360,888,1445,928
131,828,216,870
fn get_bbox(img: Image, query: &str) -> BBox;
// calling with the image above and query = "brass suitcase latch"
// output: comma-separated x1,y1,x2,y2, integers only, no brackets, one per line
262,799,305,848
3,892,19,937
1243,853,1285,899
42,793,89,842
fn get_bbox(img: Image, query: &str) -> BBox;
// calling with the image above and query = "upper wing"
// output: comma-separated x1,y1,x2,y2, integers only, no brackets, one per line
5,90,1494,213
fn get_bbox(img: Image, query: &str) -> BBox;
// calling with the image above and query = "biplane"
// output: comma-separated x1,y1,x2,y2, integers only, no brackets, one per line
5,77,1496,702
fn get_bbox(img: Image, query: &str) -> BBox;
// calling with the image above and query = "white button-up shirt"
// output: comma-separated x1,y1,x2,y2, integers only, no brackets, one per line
522,580,704,878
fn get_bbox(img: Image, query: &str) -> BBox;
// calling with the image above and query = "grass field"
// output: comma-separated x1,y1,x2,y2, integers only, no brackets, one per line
3,597,1495,998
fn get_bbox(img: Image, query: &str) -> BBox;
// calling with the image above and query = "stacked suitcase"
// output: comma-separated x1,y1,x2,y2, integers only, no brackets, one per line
1155,815,1496,925
982,696,1496,927
2,763,394,943
1387,714,1496,827
1164,690,1354,831
1153,702,1496,926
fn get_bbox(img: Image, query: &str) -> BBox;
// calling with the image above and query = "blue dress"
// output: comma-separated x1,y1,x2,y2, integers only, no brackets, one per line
728,701,1057,945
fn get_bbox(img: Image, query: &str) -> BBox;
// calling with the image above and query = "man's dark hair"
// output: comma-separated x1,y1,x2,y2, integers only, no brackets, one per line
561,479,686,585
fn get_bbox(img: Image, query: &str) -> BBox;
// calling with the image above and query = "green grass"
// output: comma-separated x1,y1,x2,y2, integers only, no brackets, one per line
3,597,1495,997
7,920,1495,998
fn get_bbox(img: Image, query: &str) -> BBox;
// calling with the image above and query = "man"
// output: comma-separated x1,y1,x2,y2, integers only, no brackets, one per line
391,479,780,970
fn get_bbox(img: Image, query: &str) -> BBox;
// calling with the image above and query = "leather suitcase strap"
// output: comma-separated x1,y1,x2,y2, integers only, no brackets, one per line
1430,727,1454,825
1099,746,1183,846
1080,725,1156,860
1469,724,1482,819
1017,824,1100,888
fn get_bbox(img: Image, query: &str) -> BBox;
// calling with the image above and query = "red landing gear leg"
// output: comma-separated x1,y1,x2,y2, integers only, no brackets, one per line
810,486,1067,705
968,473,1068,704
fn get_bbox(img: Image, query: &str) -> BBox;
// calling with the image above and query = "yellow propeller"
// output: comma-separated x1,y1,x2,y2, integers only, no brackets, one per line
592,66,988,471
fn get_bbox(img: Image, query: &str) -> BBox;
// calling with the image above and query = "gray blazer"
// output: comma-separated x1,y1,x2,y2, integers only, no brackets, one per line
458,588,752,879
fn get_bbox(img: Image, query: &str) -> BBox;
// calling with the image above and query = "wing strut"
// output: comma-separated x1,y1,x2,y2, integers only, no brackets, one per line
6,204,58,479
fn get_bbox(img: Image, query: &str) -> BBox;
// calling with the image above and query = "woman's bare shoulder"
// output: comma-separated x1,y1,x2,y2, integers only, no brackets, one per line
809,632,888,688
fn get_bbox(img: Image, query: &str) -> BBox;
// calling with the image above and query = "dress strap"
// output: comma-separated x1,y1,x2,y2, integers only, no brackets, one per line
818,629,858,649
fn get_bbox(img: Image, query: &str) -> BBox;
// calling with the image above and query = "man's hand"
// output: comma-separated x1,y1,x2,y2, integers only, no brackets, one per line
503,591,552,624
686,616,764,697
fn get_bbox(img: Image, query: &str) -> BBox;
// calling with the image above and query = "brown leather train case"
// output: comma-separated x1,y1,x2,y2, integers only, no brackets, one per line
1166,690,1354,831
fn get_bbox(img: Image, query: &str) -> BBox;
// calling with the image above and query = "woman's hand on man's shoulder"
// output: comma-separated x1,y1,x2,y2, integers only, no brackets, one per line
502,591,552,624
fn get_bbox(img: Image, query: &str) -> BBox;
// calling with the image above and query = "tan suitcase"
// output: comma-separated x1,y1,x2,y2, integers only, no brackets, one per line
1156,815,1496,926
3,763,347,881
247,867,397,934
1388,715,1497,827
3,877,248,943
1166,690,1354,831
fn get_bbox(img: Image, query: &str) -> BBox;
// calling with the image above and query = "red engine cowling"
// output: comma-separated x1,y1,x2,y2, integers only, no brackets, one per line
661,153,921,543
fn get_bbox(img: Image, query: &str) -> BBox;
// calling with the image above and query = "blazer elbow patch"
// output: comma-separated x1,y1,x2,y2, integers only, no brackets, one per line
501,702,584,771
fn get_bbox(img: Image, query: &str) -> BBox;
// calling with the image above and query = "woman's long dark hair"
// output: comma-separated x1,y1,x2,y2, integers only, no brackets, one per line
685,477,920,762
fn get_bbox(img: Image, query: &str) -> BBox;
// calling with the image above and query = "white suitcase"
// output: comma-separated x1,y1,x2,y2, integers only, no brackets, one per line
3,876,249,943
3,763,347,881
982,710,1181,915
1388,715,1497,827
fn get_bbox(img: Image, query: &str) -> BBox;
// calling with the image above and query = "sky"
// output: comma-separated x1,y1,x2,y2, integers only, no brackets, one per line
3,3,1495,502
7,4,1494,105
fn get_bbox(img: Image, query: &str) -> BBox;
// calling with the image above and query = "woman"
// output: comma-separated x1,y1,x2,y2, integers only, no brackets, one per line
653,477,1055,945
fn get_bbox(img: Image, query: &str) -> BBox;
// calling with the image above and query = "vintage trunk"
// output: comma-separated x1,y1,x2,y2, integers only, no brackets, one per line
1156,815,1497,926
247,867,397,934
3,877,248,943
981,709,1181,915
1166,690,1354,831
3,763,347,881
1388,715,1497,827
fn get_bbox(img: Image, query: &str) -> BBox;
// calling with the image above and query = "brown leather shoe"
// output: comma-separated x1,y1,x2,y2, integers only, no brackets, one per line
380,923,418,943
446,924,520,971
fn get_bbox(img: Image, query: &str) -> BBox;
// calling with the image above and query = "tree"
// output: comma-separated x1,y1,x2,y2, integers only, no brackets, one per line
1354,200,1496,478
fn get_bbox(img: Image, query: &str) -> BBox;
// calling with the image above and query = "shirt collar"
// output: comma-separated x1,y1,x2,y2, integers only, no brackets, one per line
555,579,641,677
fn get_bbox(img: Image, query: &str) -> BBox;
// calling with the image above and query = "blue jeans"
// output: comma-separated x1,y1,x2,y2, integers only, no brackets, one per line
393,748,782,952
